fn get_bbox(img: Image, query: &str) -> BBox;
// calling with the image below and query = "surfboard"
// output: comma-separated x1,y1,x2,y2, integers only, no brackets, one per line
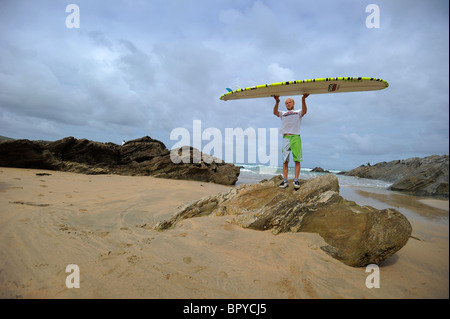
220,77,388,101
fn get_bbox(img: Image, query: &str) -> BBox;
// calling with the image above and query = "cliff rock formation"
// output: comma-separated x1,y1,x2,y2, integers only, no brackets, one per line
0,136,240,185
343,155,449,198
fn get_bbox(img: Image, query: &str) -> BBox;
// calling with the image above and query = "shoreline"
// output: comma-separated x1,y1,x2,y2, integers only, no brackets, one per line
339,185,449,224
418,198,449,212
0,167,448,298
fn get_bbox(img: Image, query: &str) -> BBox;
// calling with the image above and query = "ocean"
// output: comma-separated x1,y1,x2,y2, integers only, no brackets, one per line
236,164,392,189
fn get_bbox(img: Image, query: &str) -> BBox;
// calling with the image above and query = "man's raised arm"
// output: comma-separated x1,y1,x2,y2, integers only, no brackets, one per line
273,95,281,117
301,94,309,117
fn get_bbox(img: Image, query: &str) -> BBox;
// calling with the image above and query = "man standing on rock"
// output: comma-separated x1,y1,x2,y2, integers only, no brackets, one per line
273,94,309,189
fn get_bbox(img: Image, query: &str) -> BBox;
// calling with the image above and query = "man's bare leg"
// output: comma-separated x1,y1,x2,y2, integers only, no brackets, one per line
294,161,300,179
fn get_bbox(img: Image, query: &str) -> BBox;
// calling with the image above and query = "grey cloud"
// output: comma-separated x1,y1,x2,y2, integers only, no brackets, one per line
0,0,447,170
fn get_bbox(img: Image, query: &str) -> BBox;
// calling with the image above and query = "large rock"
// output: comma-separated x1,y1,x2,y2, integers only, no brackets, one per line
0,136,240,185
0,139,58,170
343,155,449,198
155,174,412,267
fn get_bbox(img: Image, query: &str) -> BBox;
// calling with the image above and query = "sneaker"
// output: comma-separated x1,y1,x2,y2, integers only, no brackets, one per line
279,180,288,189
293,180,300,189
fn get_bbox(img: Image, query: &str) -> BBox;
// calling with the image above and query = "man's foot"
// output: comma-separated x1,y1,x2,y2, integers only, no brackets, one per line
279,180,288,189
293,180,300,189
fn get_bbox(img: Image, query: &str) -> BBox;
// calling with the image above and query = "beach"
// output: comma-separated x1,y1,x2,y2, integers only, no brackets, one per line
0,167,448,299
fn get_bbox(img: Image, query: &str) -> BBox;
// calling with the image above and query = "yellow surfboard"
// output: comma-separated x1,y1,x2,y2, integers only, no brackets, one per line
220,77,388,101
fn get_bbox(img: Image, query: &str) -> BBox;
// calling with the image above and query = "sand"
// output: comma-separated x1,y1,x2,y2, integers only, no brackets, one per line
0,167,448,299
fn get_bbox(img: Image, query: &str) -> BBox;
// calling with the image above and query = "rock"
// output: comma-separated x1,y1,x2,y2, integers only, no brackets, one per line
0,136,240,185
0,139,58,170
155,174,412,267
311,167,330,173
344,155,449,198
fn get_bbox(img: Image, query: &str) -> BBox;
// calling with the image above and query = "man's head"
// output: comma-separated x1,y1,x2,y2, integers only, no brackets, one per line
285,98,295,110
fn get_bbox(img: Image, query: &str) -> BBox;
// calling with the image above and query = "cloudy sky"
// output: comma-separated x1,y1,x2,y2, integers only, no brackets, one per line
0,0,448,170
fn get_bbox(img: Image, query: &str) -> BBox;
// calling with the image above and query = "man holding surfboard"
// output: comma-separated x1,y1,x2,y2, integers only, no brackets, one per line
273,94,309,189
220,77,388,188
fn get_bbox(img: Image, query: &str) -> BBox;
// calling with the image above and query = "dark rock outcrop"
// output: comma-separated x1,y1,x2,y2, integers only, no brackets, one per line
311,167,330,173
343,155,449,198
0,136,240,185
155,174,412,267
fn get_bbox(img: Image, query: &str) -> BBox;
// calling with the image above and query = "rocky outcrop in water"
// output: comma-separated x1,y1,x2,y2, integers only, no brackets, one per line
155,174,412,267
0,136,240,185
343,155,449,198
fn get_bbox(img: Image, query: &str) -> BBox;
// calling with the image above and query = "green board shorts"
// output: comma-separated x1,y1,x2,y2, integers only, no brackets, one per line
282,135,302,163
